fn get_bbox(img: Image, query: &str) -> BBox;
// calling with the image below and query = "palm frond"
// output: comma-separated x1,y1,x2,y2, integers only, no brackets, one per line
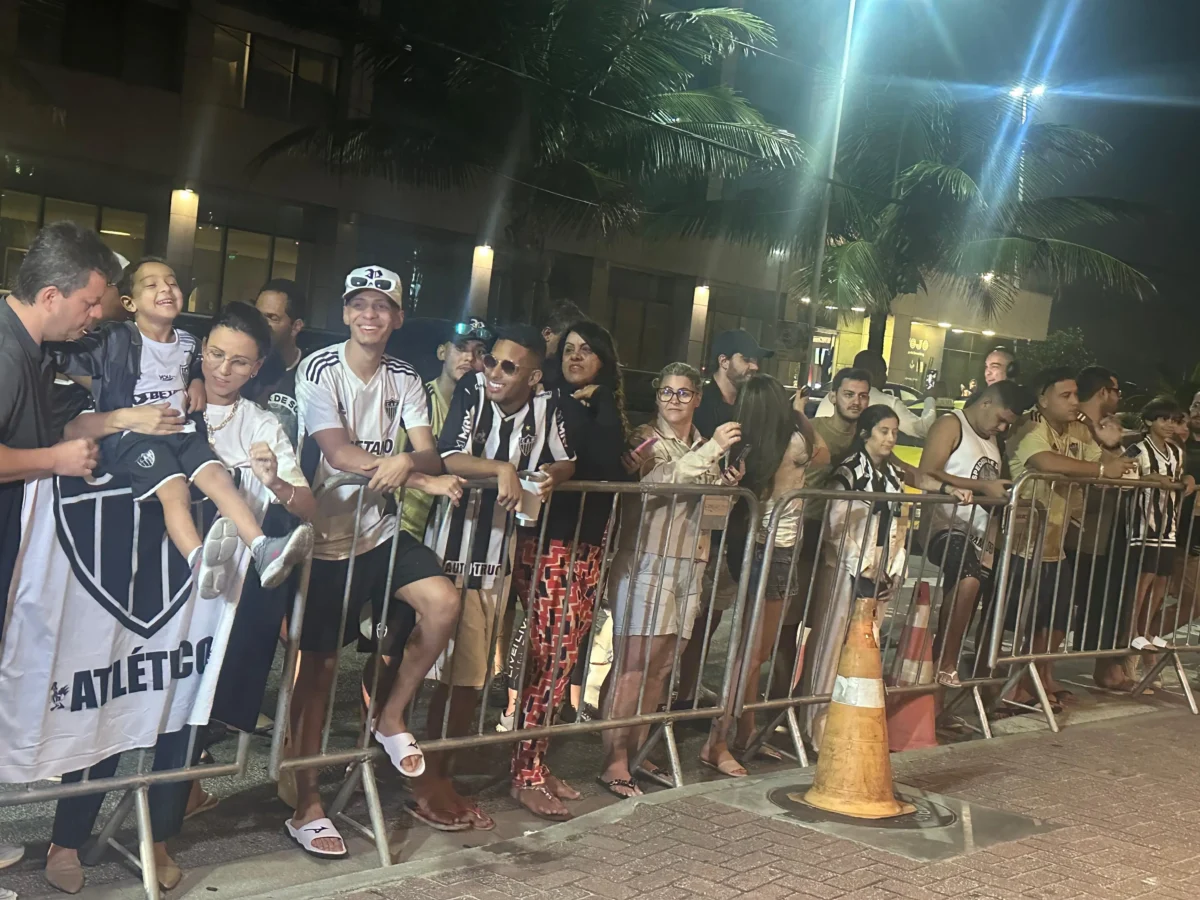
945,236,1155,301
791,239,896,314
989,195,1151,238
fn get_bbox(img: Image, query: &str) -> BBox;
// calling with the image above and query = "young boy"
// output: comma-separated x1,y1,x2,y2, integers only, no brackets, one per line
50,257,312,598
1128,397,1196,650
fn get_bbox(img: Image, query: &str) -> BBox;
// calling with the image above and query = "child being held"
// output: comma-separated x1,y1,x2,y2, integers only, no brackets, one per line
1127,397,1197,651
51,257,312,597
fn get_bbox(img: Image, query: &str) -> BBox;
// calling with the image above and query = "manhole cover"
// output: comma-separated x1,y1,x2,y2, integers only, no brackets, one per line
768,784,957,831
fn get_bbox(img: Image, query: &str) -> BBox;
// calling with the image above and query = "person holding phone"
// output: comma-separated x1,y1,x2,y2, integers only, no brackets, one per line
504,320,629,820
707,374,828,776
598,362,742,798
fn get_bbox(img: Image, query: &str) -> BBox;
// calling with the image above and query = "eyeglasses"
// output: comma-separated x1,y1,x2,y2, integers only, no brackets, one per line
204,346,256,375
658,387,695,404
483,354,519,376
348,274,395,292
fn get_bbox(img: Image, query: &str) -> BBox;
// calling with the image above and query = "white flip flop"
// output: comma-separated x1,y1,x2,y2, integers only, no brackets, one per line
285,817,348,859
373,729,426,777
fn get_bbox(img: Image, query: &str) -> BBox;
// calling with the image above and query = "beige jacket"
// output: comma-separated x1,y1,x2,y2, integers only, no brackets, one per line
617,416,726,560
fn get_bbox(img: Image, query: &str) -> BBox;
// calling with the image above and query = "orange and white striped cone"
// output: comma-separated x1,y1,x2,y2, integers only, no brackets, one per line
797,597,916,819
886,582,938,752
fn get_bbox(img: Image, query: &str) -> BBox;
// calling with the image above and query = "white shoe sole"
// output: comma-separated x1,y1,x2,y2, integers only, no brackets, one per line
259,525,314,589
198,518,240,599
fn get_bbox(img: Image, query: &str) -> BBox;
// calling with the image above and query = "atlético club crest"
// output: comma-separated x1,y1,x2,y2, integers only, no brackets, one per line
52,475,199,639
384,397,399,422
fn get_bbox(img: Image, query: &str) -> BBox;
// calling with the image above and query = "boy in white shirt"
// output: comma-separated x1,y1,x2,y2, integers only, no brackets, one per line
50,257,312,599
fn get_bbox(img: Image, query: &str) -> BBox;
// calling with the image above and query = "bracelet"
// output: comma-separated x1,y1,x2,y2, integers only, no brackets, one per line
938,482,950,495
276,481,296,506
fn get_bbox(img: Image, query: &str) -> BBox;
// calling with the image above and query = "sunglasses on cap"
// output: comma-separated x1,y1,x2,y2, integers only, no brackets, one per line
348,274,396,292
454,318,494,343
483,354,520,376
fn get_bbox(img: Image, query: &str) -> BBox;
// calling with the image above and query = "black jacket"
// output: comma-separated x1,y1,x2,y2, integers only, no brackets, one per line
47,321,200,454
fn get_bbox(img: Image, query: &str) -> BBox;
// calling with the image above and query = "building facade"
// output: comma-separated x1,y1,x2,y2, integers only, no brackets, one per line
0,0,1048,386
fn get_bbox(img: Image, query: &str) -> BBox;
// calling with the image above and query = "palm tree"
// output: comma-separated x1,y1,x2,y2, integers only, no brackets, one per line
660,85,1154,353
248,0,809,319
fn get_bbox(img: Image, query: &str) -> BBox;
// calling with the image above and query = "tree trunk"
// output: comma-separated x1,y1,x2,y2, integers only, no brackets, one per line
867,312,888,356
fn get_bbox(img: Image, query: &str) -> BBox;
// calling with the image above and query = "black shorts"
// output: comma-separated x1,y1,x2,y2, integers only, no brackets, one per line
927,530,991,587
300,531,445,653
114,431,220,501
1132,544,1176,576
1003,555,1073,634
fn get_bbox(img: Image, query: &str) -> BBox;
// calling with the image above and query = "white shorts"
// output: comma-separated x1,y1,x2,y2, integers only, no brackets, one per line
610,551,707,638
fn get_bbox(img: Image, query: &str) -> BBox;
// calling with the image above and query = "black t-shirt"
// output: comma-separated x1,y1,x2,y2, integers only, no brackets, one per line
246,349,301,449
694,379,735,439
0,299,57,635
547,385,630,545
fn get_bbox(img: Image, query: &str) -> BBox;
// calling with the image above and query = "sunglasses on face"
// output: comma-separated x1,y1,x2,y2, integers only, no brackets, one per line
658,387,695,404
348,275,395,292
484,354,519,376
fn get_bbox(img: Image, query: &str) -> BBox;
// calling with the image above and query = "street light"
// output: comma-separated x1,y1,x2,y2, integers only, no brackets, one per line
802,0,858,385
1008,83,1048,201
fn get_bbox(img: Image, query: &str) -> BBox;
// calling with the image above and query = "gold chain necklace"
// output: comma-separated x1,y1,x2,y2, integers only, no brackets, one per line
204,396,242,447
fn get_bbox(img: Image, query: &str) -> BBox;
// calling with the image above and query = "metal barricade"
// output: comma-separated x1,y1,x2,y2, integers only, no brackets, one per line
0,491,278,900
988,473,1200,731
268,474,758,866
733,485,1011,760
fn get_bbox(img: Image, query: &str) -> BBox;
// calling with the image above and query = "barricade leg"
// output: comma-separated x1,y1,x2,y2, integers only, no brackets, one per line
133,786,160,900
1170,652,1199,714
359,758,393,866
80,789,137,865
971,686,993,740
1025,661,1060,733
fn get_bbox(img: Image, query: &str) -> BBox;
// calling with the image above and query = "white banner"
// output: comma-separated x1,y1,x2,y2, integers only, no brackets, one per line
0,473,251,783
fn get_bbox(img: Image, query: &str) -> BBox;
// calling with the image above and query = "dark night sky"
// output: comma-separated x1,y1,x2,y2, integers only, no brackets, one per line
735,0,1200,385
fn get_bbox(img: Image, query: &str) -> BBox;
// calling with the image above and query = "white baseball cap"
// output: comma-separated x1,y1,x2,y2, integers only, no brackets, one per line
343,265,404,308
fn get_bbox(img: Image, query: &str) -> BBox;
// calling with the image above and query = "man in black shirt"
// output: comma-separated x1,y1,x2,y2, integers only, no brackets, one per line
251,279,306,447
693,329,770,438
0,222,118,872
676,329,769,707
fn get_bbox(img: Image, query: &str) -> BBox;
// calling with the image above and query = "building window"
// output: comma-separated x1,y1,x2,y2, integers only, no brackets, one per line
99,208,147,264
16,0,183,91
0,192,147,291
0,190,40,291
212,25,338,122
188,223,313,315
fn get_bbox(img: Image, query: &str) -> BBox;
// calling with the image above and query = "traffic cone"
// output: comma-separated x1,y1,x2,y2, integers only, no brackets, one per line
796,596,916,819
886,582,938,752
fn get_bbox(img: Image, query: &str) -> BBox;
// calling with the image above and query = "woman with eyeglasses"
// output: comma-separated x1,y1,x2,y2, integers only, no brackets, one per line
597,362,741,799
499,320,629,820
43,303,315,893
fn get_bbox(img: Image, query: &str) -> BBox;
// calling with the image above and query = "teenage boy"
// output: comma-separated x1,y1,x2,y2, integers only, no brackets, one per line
287,265,465,856
251,278,307,447
398,317,492,541
417,324,575,830
1126,398,1195,653
50,257,312,598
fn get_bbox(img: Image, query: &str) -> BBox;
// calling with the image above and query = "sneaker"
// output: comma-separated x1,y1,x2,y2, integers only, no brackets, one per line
196,517,240,599
0,843,22,869
575,703,600,723
253,525,314,589
495,710,516,733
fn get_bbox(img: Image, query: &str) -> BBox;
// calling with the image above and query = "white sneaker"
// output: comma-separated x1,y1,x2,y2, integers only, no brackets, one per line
0,843,22,869
0,888,17,900
196,517,240,599
495,710,515,733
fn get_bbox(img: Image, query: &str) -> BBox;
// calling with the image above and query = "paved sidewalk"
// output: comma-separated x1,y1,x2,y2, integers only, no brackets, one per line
248,710,1200,900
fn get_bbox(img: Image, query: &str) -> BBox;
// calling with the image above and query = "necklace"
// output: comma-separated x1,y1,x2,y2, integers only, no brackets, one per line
204,396,242,447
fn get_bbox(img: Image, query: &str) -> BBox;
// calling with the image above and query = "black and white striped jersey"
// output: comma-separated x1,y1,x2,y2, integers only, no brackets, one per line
433,374,574,588
296,342,429,560
1128,437,1183,547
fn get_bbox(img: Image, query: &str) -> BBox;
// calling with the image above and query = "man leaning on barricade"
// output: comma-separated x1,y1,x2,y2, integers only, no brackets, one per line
1000,367,1136,717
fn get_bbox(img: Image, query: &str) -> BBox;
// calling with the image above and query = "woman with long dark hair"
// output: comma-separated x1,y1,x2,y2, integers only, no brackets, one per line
506,319,630,820
700,374,827,776
801,405,969,748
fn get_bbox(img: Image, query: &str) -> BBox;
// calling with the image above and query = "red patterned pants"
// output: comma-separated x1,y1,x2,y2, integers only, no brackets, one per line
510,537,603,788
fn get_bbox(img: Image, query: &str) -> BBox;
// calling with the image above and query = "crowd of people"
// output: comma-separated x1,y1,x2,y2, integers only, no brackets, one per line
2,221,1198,892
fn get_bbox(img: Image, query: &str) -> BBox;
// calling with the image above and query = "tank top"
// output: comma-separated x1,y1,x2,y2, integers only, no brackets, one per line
933,408,1001,540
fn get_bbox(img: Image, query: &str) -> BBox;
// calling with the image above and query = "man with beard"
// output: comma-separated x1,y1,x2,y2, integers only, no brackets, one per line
814,349,935,438
251,279,307,447
694,329,769,438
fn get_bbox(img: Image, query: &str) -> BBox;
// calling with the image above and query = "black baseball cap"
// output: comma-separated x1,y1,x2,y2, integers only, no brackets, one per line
450,316,494,348
713,328,773,362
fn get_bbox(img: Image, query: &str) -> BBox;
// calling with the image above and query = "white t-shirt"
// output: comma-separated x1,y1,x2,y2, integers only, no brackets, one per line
205,399,307,499
133,330,198,433
296,342,429,560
